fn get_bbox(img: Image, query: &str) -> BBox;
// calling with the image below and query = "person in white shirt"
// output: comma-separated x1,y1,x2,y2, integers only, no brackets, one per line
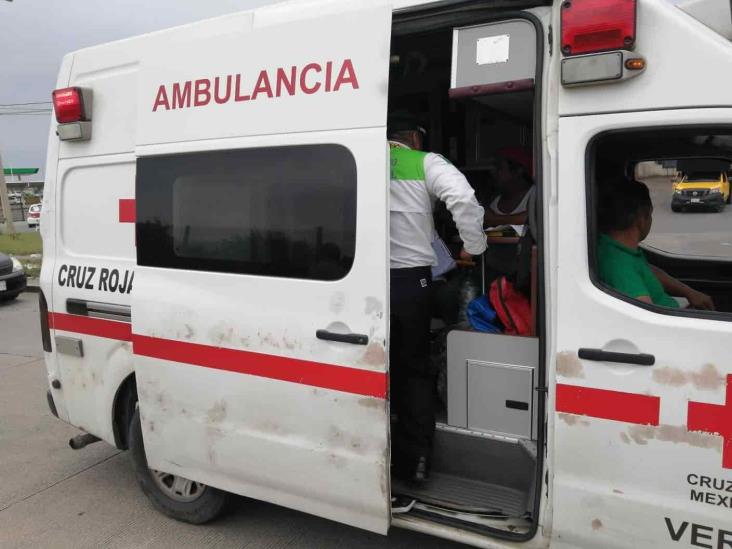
484,147,534,228
388,113,486,484
484,148,535,277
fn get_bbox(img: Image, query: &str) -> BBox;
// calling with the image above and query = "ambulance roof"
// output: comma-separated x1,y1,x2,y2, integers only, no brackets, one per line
63,0,551,59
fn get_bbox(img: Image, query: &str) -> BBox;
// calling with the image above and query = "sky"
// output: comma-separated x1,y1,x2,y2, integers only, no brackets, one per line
0,0,284,179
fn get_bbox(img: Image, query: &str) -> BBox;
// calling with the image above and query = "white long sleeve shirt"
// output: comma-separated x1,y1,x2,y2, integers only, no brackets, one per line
389,142,487,269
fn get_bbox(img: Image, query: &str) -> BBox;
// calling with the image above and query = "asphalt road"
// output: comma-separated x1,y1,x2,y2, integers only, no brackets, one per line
643,176,732,258
0,294,461,549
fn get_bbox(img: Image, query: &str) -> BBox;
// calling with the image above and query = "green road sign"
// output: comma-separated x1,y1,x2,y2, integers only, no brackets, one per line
3,168,39,175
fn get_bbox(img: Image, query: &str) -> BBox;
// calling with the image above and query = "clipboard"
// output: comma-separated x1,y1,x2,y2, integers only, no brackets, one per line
431,236,457,278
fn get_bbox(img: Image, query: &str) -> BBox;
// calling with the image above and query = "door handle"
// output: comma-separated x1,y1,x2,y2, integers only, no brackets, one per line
67,298,131,322
578,348,655,366
316,329,369,346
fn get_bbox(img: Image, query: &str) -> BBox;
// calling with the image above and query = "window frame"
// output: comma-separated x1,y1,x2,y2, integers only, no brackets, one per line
586,124,732,323
135,143,358,282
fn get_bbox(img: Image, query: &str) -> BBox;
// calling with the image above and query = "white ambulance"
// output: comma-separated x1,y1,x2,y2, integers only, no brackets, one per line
40,0,732,546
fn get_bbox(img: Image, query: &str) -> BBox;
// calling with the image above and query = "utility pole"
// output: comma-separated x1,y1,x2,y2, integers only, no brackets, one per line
0,152,16,236
1,1,16,233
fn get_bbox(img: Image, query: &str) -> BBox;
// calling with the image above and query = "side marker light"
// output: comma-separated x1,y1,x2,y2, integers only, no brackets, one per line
625,58,646,71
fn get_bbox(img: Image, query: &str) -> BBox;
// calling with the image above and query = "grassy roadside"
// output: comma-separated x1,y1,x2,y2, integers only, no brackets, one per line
0,232,42,256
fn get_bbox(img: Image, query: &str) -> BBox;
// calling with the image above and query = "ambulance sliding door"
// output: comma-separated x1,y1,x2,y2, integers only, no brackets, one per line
553,109,732,548
132,1,393,533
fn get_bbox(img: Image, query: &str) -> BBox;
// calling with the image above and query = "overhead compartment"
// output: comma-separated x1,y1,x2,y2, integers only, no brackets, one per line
450,19,537,97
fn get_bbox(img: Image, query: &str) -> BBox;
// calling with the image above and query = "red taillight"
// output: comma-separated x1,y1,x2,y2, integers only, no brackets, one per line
52,87,87,123
561,0,637,56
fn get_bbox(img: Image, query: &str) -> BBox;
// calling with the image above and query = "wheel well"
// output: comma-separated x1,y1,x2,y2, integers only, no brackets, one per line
112,374,138,450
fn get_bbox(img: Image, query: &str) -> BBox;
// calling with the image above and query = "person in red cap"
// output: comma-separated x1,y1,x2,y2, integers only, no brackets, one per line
483,147,535,276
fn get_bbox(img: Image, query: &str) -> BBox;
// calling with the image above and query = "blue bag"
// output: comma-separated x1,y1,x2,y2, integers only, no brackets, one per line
466,295,502,333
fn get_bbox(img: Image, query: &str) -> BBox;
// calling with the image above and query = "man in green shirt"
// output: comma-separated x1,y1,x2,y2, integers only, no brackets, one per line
597,178,715,310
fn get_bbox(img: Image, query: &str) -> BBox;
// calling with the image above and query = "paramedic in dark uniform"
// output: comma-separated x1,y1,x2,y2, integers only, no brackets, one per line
388,113,487,483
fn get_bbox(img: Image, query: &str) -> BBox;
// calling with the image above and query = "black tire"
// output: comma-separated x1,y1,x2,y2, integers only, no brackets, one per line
726,192,731,205
128,407,227,524
671,204,682,213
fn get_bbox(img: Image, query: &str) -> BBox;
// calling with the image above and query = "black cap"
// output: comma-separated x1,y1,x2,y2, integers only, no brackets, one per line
387,111,426,136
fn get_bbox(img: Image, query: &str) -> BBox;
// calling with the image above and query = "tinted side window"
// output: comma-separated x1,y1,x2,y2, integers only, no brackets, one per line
137,145,357,280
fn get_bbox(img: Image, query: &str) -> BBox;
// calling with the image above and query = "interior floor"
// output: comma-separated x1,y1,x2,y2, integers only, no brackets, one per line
394,475,528,517
408,502,533,534
393,424,536,518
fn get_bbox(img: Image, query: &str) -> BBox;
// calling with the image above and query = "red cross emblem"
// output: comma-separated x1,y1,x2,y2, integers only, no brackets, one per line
687,374,732,469
119,199,135,223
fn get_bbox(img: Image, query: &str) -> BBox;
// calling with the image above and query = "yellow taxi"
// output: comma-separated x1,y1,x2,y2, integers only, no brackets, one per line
671,170,731,212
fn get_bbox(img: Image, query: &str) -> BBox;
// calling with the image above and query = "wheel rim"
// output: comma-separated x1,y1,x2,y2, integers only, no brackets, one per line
150,469,206,503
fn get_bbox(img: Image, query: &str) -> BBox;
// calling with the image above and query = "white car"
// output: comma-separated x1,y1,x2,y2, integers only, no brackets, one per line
27,204,41,228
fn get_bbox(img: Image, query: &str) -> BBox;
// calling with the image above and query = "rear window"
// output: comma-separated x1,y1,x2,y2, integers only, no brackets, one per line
136,144,357,281
685,172,722,182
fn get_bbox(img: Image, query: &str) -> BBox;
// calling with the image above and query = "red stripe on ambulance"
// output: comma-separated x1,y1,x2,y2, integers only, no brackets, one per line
49,312,132,341
47,312,386,398
556,383,660,426
42,311,732,467
132,334,387,399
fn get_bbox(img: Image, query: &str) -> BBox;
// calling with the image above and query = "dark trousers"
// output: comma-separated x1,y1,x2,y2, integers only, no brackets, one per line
390,267,435,471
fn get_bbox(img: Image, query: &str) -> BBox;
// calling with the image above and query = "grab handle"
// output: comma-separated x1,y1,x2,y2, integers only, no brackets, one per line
578,348,655,366
316,329,369,346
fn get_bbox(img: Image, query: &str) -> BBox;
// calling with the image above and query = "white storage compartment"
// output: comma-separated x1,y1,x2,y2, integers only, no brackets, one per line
447,330,538,440
467,360,534,438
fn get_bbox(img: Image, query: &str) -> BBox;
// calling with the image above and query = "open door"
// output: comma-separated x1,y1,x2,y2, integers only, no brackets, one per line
132,0,392,533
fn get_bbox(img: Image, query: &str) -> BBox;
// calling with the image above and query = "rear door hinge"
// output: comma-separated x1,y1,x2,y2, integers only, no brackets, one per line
548,25,553,56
